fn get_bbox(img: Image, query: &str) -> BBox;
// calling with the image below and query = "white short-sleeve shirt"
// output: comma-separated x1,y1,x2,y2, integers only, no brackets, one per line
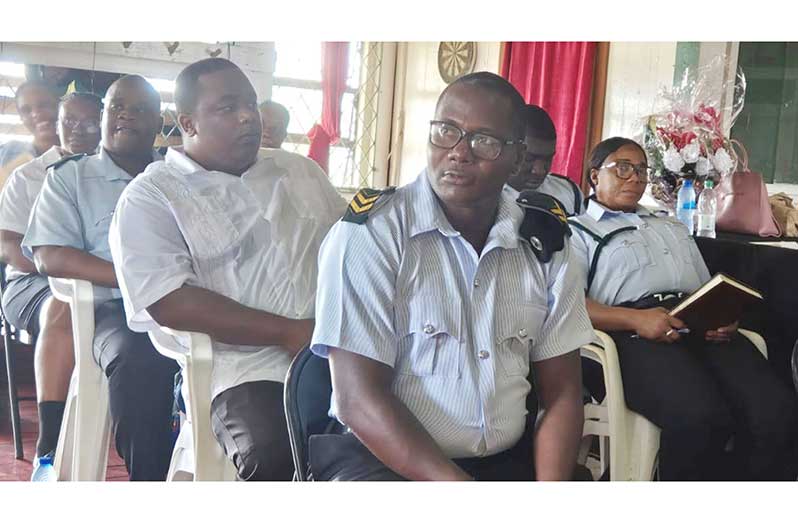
109,147,347,398
311,171,595,459
0,146,63,280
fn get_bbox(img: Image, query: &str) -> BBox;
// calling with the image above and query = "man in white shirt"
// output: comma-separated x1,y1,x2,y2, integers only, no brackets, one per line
109,58,346,481
506,104,585,216
0,92,101,479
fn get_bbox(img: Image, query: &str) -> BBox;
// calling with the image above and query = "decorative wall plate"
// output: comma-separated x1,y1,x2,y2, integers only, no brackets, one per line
438,42,477,84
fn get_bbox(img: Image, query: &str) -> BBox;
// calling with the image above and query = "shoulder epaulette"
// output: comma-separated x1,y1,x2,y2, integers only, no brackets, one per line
566,217,638,292
516,191,571,263
342,187,396,224
548,173,583,215
47,153,90,171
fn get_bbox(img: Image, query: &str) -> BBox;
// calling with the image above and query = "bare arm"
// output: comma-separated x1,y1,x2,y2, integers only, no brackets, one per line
586,297,686,343
33,245,118,288
0,230,36,273
147,285,312,353
329,347,472,481
533,350,584,480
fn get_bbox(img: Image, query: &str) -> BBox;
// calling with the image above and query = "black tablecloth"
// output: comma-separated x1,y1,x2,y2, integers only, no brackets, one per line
696,232,798,386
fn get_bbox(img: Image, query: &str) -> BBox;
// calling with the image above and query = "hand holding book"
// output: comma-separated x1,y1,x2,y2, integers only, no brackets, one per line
668,273,763,336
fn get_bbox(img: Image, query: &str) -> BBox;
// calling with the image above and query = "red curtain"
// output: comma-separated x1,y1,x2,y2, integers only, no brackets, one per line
501,42,596,185
307,42,349,173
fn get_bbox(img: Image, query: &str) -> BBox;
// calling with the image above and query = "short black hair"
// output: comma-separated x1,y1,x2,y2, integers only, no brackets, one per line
175,58,243,114
14,80,58,108
259,100,290,128
60,91,104,112
523,104,557,142
437,71,527,140
106,75,161,112
586,136,646,188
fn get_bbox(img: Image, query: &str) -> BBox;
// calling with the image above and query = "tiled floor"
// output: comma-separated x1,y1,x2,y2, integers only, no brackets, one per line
0,342,128,481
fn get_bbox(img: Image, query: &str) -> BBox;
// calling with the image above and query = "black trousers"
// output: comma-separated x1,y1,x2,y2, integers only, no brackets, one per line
93,300,178,481
585,330,798,480
308,428,535,481
210,379,294,481
2,272,51,337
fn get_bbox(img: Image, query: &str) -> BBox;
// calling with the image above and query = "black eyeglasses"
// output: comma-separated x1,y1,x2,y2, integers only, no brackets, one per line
601,160,652,182
429,120,519,161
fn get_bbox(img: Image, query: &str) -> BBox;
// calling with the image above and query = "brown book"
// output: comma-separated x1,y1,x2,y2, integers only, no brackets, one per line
669,273,764,334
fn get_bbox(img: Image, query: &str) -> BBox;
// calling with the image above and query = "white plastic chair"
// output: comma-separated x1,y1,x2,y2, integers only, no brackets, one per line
148,327,236,481
580,328,767,481
48,277,112,481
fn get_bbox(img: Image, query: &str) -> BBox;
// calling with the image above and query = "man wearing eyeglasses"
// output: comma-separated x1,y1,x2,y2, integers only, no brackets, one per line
506,105,585,216
309,72,594,481
0,92,101,480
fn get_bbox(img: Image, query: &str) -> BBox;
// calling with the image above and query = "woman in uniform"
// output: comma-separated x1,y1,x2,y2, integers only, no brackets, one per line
570,136,798,480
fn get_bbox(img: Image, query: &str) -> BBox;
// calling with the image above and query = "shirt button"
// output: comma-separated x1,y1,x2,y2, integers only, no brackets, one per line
478,350,490,360
518,328,528,338
473,278,480,287
423,323,435,334
663,248,670,255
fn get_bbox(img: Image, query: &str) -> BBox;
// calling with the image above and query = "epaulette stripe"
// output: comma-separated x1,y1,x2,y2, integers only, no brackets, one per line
342,186,396,224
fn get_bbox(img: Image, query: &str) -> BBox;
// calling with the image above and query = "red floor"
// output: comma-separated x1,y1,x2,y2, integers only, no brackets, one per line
0,342,128,481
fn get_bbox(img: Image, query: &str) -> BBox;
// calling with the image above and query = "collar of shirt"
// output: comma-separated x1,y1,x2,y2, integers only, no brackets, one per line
38,146,64,168
585,198,653,224
407,170,521,252
164,147,282,181
97,147,163,182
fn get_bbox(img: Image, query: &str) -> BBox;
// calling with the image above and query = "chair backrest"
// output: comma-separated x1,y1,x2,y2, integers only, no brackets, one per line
284,346,331,481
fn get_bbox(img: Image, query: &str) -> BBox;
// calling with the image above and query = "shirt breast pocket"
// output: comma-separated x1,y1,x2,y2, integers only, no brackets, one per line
175,195,239,261
605,237,652,277
496,303,547,377
394,297,462,378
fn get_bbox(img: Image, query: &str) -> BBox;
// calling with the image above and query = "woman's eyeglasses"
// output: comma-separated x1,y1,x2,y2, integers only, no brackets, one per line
600,160,651,182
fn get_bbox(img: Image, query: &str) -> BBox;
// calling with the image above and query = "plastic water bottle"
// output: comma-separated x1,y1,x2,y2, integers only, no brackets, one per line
696,179,717,238
676,179,696,234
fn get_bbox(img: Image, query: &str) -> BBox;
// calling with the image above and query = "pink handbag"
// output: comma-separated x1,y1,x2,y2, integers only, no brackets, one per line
715,141,782,237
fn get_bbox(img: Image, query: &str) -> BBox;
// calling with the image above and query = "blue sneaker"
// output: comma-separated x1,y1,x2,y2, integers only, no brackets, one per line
31,452,57,482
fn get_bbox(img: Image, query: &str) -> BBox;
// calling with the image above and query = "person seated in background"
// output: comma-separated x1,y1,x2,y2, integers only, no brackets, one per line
570,136,798,480
0,92,102,480
109,58,346,481
259,100,290,149
0,81,60,187
21,75,178,481
309,72,594,481
506,104,584,216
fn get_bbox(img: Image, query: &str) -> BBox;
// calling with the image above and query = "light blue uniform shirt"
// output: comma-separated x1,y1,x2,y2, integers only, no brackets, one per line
536,174,585,216
22,147,162,307
311,171,595,459
569,198,711,306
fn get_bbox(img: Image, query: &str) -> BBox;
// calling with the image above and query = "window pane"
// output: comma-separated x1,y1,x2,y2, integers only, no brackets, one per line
274,41,322,82
271,85,322,137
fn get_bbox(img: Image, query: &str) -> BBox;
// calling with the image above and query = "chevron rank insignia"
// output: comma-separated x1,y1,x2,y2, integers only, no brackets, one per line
342,187,396,224
548,199,568,225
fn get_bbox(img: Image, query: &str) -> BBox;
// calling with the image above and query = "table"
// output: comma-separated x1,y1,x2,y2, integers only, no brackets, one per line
695,232,798,386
